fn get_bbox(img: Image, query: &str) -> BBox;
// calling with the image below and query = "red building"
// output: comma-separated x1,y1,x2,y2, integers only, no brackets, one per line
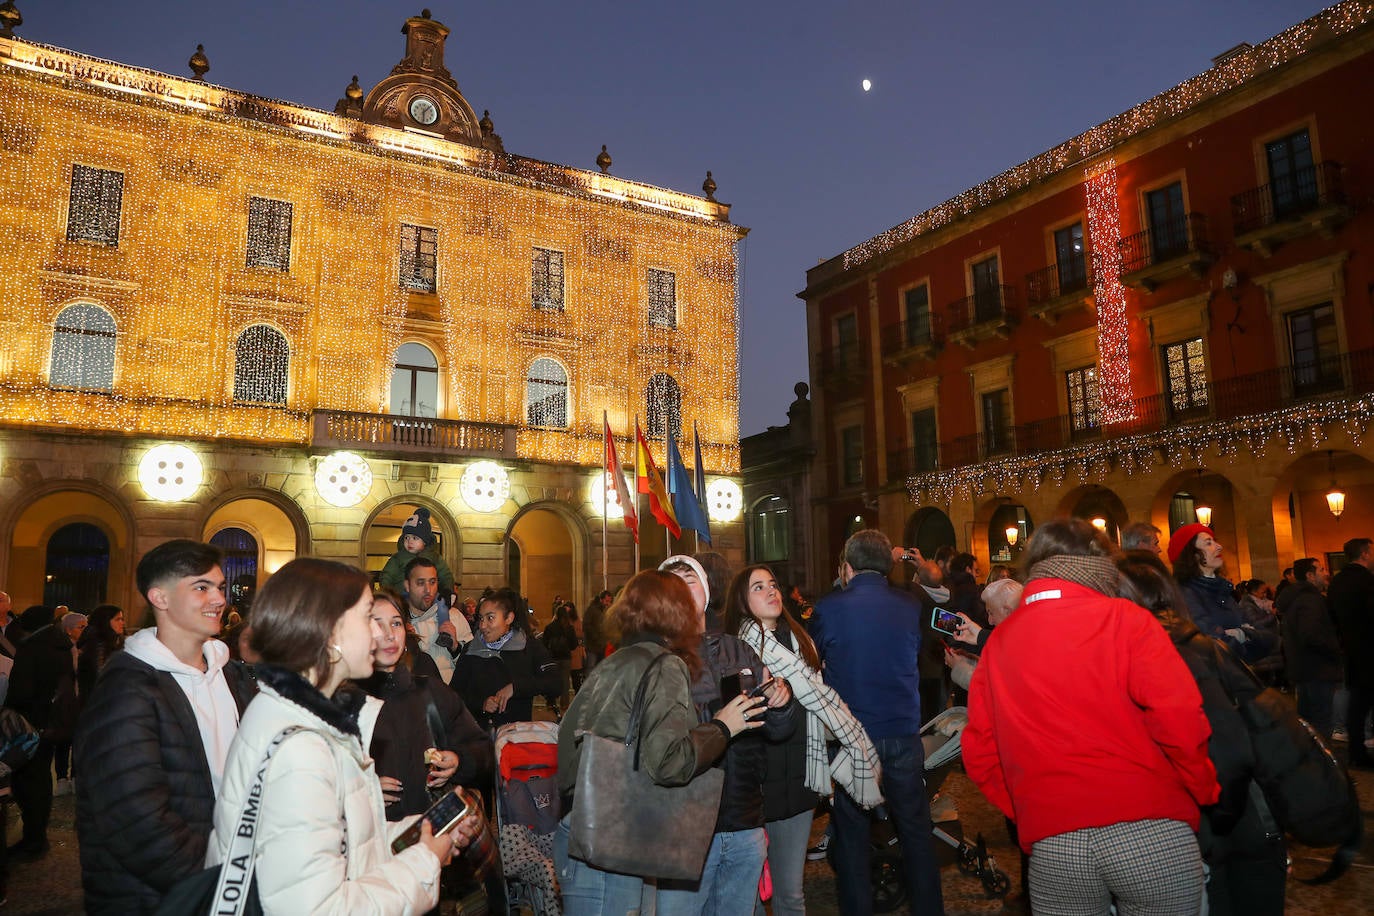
801,1,1374,584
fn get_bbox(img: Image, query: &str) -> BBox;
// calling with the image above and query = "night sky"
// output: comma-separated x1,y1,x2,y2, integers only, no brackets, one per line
23,0,1330,434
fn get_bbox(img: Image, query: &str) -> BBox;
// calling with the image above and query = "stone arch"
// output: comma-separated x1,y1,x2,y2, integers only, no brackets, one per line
200,487,312,586
1268,448,1374,577
1150,466,1246,575
3,480,136,619
1054,484,1130,543
361,494,463,586
504,499,591,626
903,506,956,559
970,495,1036,566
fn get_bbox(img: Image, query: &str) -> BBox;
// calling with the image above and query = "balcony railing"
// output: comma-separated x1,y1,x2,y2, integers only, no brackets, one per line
1026,257,1092,305
1231,161,1346,235
1118,213,1212,275
311,410,517,457
887,445,940,482
925,347,1374,476
878,312,945,357
946,285,1018,334
816,341,869,390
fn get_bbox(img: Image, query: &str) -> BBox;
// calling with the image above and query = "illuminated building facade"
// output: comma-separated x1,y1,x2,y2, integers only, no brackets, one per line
0,10,746,620
802,1,1374,585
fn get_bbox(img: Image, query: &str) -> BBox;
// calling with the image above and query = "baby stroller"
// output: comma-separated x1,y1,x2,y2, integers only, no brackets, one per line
835,707,1010,912
492,721,562,915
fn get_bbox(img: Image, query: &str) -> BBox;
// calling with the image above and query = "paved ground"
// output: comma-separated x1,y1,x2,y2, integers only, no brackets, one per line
5,764,1374,914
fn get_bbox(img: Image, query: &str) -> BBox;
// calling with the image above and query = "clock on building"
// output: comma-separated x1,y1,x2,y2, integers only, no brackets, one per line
408,95,439,126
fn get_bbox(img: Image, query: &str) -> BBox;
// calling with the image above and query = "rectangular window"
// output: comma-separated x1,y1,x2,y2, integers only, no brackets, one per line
841,425,864,487
903,284,930,346
399,224,438,293
911,408,938,473
1053,223,1087,293
1265,129,1316,217
1146,182,1187,261
1163,338,1209,416
971,255,1002,322
1287,303,1341,396
66,164,124,246
246,197,293,271
835,312,858,371
532,247,565,311
648,268,677,328
982,388,1010,456
1065,366,1102,433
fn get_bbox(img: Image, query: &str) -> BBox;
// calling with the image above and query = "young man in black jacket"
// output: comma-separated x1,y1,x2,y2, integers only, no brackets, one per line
74,540,255,915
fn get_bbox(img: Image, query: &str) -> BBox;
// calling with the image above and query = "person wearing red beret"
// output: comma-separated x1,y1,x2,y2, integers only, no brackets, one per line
1169,525,1276,663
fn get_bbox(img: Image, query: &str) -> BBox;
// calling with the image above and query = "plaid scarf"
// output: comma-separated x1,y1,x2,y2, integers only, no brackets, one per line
1027,554,1119,597
738,620,883,808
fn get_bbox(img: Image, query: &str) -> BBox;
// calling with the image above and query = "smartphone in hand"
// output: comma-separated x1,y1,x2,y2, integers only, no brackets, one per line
391,787,474,854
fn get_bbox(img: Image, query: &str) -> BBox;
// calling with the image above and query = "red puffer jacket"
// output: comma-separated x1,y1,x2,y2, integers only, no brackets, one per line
964,578,1219,852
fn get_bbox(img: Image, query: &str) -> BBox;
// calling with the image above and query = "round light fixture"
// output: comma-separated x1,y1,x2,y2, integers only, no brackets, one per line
138,444,203,502
461,461,510,513
314,451,373,508
589,470,628,519
706,478,743,523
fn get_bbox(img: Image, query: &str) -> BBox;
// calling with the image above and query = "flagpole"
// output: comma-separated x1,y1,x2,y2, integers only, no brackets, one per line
631,427,641,573
601,412,609,595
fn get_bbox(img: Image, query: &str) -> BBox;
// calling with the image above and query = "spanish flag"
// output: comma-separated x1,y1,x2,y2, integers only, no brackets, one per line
636,418,681,538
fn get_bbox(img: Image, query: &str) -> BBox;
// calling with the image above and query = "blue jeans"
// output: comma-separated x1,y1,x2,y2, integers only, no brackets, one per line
832,733,944,915
755,809,813,916
555,816,650,916
658,827,767,916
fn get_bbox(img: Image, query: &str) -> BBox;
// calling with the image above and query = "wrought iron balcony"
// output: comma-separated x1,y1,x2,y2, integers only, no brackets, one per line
887,445,941,483
946,286,1018,347
1025,258,1093,324
927,347,1374,475
1118,214,1213,290
1231,161,1350,255
816,341,869,393
879,312,945,361
311,410,517,458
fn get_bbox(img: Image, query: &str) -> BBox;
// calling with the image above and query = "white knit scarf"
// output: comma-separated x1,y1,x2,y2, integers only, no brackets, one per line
738,620,883,808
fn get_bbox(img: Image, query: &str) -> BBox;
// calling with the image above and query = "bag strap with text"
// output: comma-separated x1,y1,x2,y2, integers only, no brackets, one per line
211,725,317,916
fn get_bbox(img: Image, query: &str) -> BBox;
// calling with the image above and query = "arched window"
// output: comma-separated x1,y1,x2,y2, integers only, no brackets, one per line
389,343,439,418
233,324,289,404
526,357,569,428
43,522,110,609
50,303,116,391
749,495,790,563
210,527,259,610
646,373,681,440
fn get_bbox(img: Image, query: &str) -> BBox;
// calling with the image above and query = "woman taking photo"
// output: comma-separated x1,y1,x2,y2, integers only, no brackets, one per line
451,588,560,728
206,558,478,914
357,589,492,823
723,564,881,916
556,570,767,915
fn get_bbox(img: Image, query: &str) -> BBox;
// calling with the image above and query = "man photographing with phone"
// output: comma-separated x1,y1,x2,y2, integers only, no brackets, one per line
810,529,944,916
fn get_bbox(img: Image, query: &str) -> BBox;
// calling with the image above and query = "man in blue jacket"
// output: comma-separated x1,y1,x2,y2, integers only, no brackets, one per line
811,529,944,915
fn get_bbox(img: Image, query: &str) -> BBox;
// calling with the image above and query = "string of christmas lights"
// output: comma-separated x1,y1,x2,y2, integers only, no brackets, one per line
835,0,1374,274
0,35,745,475
905,393,1374,507
1083,161,1134,423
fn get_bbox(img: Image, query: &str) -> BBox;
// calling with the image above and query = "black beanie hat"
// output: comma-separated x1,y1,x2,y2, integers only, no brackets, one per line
401,507,436,548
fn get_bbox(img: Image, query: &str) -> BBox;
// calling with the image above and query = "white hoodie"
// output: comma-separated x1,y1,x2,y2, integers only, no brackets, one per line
124,628,240,794
408,597,471,685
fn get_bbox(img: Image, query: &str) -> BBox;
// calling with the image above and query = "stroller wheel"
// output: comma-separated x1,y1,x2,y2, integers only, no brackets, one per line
871,852,907,914
982,868,1011,899
956,843,980,876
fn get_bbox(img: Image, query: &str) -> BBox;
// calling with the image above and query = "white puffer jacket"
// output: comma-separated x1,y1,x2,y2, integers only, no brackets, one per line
206,672,440,915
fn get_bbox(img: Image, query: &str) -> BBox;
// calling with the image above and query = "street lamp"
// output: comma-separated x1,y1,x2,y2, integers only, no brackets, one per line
1195,504,1213,527
1326,450,1346,520
1091,517,1108,532
1005,525,1019,547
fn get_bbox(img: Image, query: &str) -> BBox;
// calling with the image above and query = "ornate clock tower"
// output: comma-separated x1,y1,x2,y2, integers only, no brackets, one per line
342,8,504,152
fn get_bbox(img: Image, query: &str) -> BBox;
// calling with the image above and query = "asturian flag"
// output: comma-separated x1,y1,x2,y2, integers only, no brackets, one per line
669,431,711,544
692,421,713,545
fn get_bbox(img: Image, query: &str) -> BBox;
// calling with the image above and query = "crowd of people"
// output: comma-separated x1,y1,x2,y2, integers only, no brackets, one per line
0,505,1367,915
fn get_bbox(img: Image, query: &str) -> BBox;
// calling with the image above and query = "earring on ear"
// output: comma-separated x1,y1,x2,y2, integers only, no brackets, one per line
327,644,344,664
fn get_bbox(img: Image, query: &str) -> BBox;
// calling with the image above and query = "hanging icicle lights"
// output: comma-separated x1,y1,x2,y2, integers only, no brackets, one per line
834,0,1374,274
0,35,746,475
1083,160,1134,423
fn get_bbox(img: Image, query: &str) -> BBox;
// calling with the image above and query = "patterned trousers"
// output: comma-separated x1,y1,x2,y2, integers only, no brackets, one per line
1029,818,1206,916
